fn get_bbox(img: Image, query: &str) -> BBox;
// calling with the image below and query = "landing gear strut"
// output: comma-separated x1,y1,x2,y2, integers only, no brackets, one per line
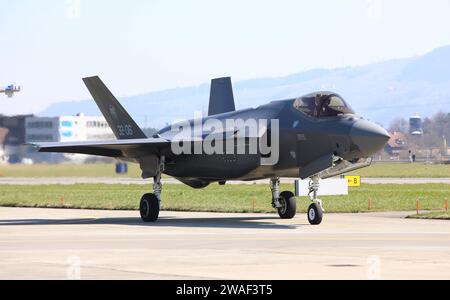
271,178,297,219
140,157,165,222
307,175,324,225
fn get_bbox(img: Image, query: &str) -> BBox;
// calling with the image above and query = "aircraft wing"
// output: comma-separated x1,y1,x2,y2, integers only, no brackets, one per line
31,138,171,159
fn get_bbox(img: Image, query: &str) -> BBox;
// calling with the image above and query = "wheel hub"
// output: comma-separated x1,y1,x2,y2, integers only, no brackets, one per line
309,207,316,220
278,197,287,215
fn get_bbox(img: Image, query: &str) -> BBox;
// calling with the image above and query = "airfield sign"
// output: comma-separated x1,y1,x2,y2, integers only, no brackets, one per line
345,176,361,187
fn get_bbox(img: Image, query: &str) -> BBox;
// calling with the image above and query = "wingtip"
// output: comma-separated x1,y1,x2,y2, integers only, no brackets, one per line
23,143,41,151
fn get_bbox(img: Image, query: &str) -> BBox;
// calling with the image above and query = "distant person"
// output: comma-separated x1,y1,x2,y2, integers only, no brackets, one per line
412,154,416,163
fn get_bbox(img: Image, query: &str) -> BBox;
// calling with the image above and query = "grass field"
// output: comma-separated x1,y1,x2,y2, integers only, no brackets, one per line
0,163,143,178
407,211,450,220
1,162,449,178
0,183,449,214
348,162,450,178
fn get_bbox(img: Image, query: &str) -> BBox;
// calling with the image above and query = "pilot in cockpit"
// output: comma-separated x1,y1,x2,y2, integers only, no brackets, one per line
294,92,354,119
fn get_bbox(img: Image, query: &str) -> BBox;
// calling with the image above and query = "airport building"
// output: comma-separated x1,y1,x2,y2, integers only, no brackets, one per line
384,131,407,159
25,114,114,163
0,127,9,163
25,114,114,143
0,114,33,163
0,114,114,164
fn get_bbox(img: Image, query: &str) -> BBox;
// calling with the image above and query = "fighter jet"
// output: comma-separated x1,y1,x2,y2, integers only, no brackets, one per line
32,76,390,225
0,85,21,98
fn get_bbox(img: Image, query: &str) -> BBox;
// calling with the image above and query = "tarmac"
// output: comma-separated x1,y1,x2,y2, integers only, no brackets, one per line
0,207,449,280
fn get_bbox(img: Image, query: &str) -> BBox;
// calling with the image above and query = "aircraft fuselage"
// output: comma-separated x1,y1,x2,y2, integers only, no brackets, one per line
157,96,389,188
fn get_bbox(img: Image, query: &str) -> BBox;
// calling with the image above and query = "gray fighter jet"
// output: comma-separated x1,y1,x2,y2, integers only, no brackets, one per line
33,76,390,225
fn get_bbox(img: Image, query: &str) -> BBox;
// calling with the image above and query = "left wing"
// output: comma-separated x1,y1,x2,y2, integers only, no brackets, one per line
31,138,170,159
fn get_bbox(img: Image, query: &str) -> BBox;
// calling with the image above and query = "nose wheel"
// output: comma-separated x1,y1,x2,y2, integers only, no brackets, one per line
307,203,323,225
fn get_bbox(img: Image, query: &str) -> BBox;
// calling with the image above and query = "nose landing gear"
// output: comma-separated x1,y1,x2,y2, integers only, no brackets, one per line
307,175,324,225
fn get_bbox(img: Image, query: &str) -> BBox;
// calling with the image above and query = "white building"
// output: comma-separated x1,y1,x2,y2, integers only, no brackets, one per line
0,127,7,163
25,114,114,162
0,142,5,164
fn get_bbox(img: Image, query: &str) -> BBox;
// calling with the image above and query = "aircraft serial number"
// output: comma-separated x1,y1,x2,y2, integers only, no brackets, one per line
117,124,134,137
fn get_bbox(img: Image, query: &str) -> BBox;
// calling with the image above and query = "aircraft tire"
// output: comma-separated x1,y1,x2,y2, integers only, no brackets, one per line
140,193,160,222
307,203,323,225
278,191,297,219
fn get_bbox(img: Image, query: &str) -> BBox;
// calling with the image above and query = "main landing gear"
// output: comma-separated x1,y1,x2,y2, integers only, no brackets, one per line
270,178,297,219
270,176,325,225
140,157,165,222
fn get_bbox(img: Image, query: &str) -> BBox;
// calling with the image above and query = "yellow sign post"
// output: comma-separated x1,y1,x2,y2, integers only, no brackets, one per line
345,176,361,187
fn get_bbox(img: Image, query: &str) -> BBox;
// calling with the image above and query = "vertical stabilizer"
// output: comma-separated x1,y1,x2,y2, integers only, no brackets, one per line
208,77,236,116
83,76,147,140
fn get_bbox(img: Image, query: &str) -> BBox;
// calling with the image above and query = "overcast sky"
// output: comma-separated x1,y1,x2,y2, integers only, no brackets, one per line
1,0,450,115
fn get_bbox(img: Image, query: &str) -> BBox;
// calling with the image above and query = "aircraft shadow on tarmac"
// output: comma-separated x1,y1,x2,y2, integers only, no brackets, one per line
0,216,302,229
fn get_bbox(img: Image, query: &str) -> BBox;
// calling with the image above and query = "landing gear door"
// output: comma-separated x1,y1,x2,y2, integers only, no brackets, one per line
299,153,334,180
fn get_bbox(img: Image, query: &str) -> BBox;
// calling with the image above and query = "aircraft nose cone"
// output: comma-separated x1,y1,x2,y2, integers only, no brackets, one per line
350,120,391,157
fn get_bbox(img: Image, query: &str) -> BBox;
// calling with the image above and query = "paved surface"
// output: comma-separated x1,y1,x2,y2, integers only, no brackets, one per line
0,207,449,280
1,177,450,185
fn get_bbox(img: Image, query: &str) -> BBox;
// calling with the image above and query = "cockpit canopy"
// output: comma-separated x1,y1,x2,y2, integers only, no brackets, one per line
293,92,354,118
